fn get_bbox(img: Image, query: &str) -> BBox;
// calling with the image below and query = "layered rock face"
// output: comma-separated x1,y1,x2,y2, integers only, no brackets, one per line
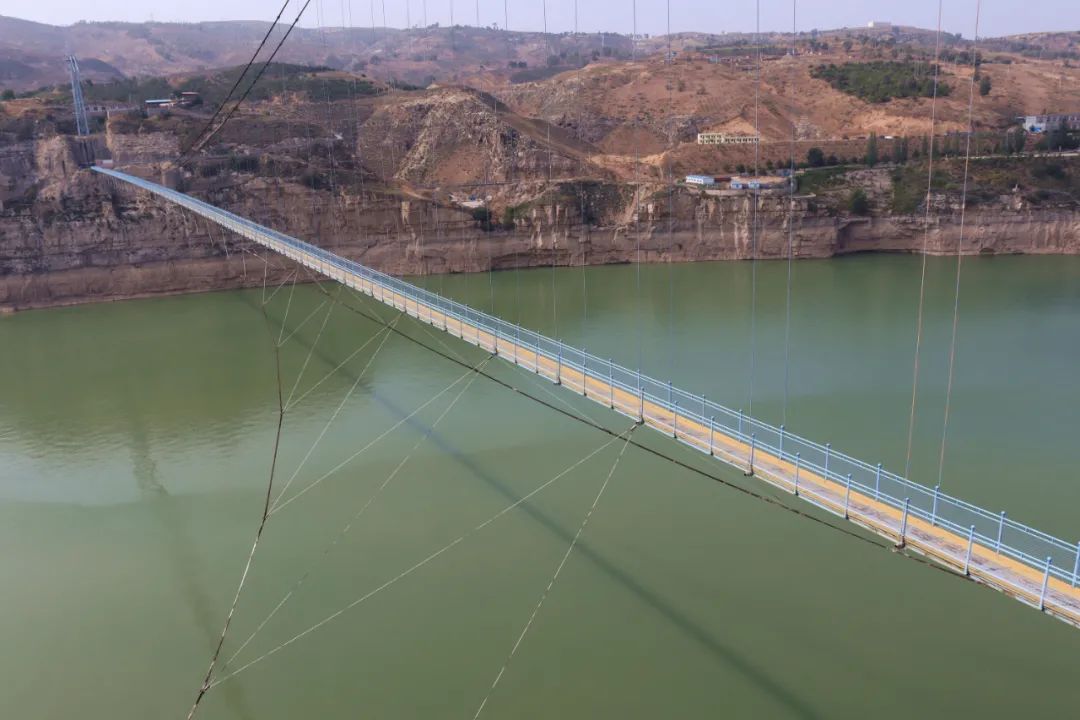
1,131,1078,311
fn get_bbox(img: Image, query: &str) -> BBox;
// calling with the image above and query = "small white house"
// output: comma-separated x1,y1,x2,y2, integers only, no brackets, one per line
685,174,717,186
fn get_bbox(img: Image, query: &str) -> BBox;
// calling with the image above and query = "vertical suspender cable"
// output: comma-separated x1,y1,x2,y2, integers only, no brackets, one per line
904,0,945,479
937,1,982,489
632,0,642,378
781,0,796,426
666,0,676,383
746,0,761,420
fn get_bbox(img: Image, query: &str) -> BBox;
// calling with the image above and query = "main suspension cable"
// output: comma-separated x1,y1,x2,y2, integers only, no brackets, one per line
178,0,293,160
180,1,314,166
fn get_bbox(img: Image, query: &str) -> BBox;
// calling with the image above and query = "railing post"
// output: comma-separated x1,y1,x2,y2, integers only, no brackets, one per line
531,332,540,374
996,511,1006,553
1073,541,1080,588
608,359,614,408
824,443,832,478
1039,556,1053,611
930,485,940,527
747,433,756,476
874,463,882,500
964,525,976,575
778,424,785,458
638,385,645,422
844,474,853,519
514,324,519,364
794,452,801,496
582,351,588,396
708,416,715,455
555,341,563,385
672,402,679,438
898,497,910,546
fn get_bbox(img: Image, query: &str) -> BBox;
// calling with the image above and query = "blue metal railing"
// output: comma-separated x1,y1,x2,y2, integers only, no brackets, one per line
94,167,1080,602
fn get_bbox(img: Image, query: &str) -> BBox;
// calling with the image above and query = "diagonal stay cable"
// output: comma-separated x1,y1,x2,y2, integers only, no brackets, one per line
275,274,300,347
285,322,394,412
220,356,492,673
208,424,635,690
307,280,608,429
214,221,908,555
186,287,288,720
270,360,487,517
269,313,402,513
262,269,299,307
473,429,634,719
282,289,340,408
277,297,329,348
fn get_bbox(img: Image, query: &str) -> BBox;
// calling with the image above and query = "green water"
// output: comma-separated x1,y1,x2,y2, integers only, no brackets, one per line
2,255,1079,719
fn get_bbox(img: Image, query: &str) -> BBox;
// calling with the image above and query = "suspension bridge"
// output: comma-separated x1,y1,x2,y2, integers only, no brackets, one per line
94,165,1080,630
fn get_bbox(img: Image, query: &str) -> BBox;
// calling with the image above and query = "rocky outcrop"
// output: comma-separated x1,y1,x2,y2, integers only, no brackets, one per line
1,135,1078,311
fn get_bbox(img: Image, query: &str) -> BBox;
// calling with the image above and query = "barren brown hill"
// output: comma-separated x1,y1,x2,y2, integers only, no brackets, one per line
499,48,1080,176
0,15,636,91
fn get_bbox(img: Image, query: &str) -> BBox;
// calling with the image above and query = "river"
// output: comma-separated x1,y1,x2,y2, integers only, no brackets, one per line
2,255,1079,718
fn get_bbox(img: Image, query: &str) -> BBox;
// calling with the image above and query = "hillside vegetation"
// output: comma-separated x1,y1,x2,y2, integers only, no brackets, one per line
811,61,949,103
80,64,381,107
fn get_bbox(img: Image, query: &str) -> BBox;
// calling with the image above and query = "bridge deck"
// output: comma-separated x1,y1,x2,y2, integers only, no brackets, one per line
93,167,1080,629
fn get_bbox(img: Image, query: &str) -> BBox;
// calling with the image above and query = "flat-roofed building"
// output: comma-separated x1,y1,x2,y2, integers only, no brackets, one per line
1021,113,1080,133
730,175,790,191
697,132,760,146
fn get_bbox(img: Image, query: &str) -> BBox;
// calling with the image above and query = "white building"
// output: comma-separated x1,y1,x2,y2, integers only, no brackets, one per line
1021,113,1080,133
685,174,717,186
697,133,760,146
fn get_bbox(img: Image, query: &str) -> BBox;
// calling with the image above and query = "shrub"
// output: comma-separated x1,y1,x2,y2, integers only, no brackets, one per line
848,188,870,215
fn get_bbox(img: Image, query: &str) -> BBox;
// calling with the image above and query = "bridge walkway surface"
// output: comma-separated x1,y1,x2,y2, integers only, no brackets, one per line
93,166,1080,628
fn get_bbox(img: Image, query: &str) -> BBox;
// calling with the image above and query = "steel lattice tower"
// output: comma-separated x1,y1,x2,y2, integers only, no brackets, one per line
66,55,90,137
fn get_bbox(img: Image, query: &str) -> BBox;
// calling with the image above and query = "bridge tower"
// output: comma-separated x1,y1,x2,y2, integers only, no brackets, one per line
66,55,90,137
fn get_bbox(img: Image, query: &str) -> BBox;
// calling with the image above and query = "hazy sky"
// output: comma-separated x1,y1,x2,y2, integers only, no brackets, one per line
4,0,1078,39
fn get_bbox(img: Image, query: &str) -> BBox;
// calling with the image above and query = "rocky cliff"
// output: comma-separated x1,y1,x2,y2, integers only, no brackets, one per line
2,132,1078,311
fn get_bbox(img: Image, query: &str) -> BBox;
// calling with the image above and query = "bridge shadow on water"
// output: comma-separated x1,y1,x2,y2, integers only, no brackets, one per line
241,289,823,720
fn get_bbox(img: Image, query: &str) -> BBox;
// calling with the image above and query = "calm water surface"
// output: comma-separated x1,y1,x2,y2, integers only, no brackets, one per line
2,255,1079,719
